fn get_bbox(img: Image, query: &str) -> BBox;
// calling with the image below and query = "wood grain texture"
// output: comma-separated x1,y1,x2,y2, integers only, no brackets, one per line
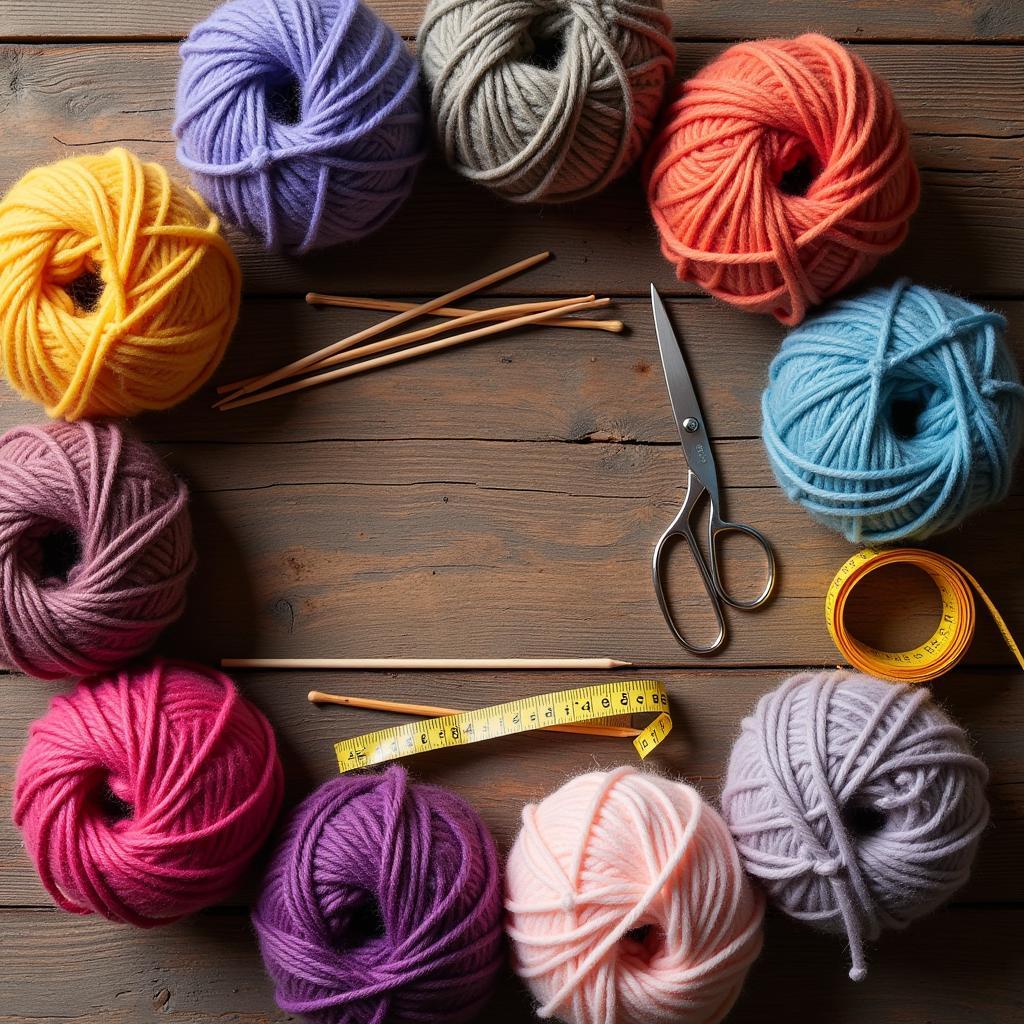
122,439,1024,669
90,296,1024,444
2,3,1024,1022
0,43,1021,297
1,903,1021,1023
3,0,1024,41
0,299,1019,668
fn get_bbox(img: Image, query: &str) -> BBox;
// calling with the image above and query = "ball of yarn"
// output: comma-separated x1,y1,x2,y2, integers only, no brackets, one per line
646,34,919,325
0,420,195,680
0,148,240,420
506,766,764,1024
418,0,675,203
722,671,989,981
13,659,284,925
761,280,1024,543
253,765,503,1024
176,0,425,253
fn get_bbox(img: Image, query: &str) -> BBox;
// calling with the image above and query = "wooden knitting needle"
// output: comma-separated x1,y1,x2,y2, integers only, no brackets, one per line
307,690,641,739
225,657,632,670
214,296,595,406
306,293,625,334
220,250,551,397
217,297,608,411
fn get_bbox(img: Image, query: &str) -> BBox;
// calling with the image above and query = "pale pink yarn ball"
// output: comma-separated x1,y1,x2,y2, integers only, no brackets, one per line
505,766,764,1024
13,658,284,926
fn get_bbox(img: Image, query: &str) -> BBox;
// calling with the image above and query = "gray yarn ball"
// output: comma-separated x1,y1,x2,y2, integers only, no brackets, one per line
722,671,989,982
418,0,675,203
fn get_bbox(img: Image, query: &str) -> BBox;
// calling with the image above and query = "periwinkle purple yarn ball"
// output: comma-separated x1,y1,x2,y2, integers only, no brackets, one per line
722,671,989,982
0,421,194,680
174,0,425,254
253,765,504,1024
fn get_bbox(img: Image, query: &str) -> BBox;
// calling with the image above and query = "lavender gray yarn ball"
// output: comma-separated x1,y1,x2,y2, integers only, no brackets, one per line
722,671,989,981
418,0,675,203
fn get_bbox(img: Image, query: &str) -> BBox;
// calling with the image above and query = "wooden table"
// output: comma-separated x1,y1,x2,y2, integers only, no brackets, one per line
2,2,1023,1021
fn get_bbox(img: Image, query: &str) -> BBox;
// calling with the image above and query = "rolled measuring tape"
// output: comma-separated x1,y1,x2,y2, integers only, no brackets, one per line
334,680,671,773
826,548,1024,683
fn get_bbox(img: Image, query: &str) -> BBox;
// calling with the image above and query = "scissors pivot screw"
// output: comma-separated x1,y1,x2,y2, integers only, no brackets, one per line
682,417,700,433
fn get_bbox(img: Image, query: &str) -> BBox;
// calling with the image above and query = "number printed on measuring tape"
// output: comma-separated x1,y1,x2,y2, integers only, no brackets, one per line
825,547,1024,684
333,680,672,774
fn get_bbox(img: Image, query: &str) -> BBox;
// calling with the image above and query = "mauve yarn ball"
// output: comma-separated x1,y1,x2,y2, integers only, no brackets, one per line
253,766,504,1024
13,659,284,926
0,421,194,680
418,0,675,203
175,0,425,253
722,671,990,981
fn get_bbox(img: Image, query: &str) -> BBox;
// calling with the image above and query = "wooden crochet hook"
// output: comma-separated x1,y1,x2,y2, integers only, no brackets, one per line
307,690,640,739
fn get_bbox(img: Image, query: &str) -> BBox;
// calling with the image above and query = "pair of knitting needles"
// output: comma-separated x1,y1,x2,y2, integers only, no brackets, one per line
214,251,621,411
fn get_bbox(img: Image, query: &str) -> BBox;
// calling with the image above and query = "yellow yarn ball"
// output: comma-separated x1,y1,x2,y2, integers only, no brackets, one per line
0,148,241,420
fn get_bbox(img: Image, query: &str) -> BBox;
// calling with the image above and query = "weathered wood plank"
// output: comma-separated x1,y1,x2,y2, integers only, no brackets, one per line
3,0,1024,42
50,295,1021,447
0,296,781,444
0,14,1021,1020
0,43,1021,296
1,288,1021,668
1,904,1022,1022
2,668,1021,908
27,435,1013,671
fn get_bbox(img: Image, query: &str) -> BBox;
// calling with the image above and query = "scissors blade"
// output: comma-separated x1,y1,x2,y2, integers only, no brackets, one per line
650,285,716,491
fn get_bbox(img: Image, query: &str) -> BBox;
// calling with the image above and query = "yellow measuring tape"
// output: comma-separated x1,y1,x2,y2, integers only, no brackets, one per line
826,548,1024,683
334,680,672,773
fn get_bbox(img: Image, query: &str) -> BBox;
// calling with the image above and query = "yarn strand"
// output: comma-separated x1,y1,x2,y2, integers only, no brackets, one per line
0,421,195,680
419,0,674,204
507,767,764,1024
723,671,990,980
176,0,425,253
762,280,1024,542
646,34,919,323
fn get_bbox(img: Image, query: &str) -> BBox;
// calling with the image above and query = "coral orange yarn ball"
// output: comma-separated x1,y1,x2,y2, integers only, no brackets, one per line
646,34,919,325
0,148,241,420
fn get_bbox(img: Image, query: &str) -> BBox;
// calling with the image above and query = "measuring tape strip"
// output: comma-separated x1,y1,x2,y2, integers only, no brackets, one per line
334,680,672,774
826,548,1024,683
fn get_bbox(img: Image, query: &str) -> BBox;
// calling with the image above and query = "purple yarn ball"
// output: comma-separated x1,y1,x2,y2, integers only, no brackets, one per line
253,766,504,1023
722,671,989,982
175,0,425,254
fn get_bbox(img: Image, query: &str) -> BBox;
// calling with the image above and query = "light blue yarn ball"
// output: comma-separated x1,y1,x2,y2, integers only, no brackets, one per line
762,280,1024,544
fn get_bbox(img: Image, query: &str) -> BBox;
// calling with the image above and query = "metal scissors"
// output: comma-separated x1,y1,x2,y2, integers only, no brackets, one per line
650,285,776,653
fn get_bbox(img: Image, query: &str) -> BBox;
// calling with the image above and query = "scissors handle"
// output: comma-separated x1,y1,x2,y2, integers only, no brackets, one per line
652,474,727,654
707,515,777,610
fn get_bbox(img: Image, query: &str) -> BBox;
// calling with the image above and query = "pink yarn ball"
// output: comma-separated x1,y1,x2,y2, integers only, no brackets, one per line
505,767,764,1024
0,420,194,680
13,659,284,926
